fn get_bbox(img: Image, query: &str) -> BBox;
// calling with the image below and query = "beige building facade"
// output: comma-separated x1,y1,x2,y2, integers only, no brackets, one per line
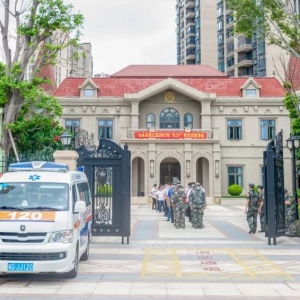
54,65,292,199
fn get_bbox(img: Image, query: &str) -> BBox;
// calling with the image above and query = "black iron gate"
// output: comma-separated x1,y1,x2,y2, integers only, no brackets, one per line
264,130,285,245
76,137,131,244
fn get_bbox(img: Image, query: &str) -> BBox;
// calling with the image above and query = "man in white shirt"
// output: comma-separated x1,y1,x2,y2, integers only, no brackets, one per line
151,184,157,210
156,185,165,213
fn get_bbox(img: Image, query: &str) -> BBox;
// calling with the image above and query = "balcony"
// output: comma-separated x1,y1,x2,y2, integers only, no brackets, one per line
236,54,253,68
186,8,195,18
186,18,195,26
186,0,195,9
121,128,216,142
236,37,253,53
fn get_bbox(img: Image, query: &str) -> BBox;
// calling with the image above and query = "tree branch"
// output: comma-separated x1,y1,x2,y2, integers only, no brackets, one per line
1,0,12,69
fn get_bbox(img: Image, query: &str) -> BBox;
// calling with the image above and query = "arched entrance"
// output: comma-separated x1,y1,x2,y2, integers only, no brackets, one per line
160,158,181,184
132,157,145,196
196,157,209,196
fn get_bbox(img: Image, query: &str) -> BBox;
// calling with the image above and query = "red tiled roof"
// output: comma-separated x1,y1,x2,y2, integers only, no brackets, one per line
112,65,228,77
54,76,284,98
287,56,300,91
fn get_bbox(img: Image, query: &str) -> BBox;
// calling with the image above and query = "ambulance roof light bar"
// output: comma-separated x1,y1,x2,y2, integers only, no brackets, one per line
8,161,69,172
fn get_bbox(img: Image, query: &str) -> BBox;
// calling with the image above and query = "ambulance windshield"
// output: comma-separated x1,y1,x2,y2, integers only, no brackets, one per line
0,183,69,211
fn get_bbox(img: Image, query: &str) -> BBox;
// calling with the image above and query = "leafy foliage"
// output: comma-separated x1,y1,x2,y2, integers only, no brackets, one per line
227,0,300,59
227,184,243,196
0,0,84,155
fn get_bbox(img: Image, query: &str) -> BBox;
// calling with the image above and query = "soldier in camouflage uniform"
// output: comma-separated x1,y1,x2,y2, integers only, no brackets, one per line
257,185,265,233
173,184,187,229
245,183,258,234
284,188,296,237
189,182,206,229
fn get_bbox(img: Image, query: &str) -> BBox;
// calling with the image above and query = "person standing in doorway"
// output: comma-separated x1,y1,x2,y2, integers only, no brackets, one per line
257,185,265,233
245,183,259,234
151,184,157,210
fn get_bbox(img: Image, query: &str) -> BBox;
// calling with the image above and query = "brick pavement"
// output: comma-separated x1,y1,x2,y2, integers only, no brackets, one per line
0,204,300,299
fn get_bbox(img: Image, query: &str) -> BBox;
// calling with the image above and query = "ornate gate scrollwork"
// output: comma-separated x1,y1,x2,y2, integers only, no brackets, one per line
75,135,131,244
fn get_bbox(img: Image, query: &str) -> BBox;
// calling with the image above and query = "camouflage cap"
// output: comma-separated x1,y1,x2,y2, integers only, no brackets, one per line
257,185,263,189
196,182,201,186
176,181,181,185
177,184,183,188
249,183,254,188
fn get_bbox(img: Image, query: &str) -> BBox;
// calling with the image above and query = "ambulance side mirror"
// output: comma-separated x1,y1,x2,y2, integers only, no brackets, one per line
74,201,86,214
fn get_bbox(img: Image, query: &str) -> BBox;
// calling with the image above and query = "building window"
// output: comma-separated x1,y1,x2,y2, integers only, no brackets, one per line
98,120,113,140
260,120,275,140
246,89,256,97
146,113,155,128
160,108,180,129
227,120,242,140
65,119,80,134
228,166,243,187
84,89,94,97
184,113,193,128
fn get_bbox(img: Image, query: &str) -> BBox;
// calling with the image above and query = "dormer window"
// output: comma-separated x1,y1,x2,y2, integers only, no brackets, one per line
79,78,99,98
245,89,256,97
241,78,261,98
84,89,94,97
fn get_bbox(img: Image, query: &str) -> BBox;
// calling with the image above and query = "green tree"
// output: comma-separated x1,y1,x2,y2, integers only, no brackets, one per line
0,0,84,155
227,0,300,60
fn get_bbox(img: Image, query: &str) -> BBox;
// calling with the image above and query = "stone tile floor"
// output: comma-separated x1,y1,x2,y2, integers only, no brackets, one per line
0,204,300,299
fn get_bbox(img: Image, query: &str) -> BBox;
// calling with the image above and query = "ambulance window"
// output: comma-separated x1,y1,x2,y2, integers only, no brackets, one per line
77,182,91,206
72,185,78,211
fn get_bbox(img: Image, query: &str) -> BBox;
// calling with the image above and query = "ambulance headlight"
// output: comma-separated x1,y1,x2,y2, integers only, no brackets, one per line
49,230,73,243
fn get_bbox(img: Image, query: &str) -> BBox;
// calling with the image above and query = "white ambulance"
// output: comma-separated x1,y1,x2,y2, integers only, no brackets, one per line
0,161,92,278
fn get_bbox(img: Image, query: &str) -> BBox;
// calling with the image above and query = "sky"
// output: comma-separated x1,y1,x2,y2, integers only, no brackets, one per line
70,0,177,75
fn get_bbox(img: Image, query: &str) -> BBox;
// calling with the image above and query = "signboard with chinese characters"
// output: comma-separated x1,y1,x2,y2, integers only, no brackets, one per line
134,131,207,139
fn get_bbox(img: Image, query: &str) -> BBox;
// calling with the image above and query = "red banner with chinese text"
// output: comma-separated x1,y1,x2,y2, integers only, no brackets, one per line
134,131,207,139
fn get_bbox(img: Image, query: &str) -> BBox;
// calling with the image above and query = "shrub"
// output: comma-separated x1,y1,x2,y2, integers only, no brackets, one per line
227,184,243,196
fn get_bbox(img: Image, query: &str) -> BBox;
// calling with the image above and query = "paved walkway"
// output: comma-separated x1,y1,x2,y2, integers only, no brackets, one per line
0,204,300,299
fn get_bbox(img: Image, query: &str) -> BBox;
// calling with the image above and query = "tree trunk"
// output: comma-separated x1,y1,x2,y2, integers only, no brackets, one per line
1,91,22,156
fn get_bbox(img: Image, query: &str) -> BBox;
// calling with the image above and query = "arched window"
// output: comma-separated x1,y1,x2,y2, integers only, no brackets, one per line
184,113,193,128
160,108,180,129
146,113,156,128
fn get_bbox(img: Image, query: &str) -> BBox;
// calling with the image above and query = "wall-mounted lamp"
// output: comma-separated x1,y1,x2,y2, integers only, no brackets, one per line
150,160,154,177
215,160,219,177
186,160,190,178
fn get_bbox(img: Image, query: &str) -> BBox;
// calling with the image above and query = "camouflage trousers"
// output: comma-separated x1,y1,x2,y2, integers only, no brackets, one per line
286,218,296,236
247,207,258,232
259,208,265,231
191,207,203,229
174,206,186,229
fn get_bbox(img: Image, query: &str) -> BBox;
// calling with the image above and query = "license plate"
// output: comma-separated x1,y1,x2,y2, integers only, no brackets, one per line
7,263,34,272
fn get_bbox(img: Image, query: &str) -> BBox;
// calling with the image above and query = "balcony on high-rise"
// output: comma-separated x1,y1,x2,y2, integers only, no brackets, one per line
236,52,253,68
236,37,253,53
186,0,195,9
186,8,195,18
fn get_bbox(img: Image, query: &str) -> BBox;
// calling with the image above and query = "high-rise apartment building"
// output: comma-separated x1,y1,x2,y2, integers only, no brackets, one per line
177,0,299,80
176,0,217,68
24,38,93,87
70,43,93,78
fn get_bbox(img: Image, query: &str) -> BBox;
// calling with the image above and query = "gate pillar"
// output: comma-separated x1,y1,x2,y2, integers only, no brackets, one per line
264,130,285,245
53,150,79,171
